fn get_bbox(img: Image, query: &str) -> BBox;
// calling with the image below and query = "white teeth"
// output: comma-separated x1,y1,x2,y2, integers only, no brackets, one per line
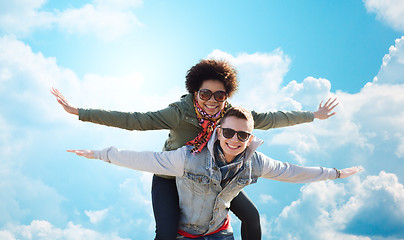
227,143,239,149
205,105,217,109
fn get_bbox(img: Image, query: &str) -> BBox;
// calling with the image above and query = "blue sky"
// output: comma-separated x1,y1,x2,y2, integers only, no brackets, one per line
1,0,404,239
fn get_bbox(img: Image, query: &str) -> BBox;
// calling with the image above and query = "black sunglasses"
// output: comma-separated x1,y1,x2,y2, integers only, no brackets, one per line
220,127,251,142
198,89,227,102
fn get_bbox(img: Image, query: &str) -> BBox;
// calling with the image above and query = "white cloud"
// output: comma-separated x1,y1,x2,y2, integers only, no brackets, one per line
204,44,404,240
92,174,154,237
93,0,143,10
0,0,55,36
396,135,404,157
0,114,66,227
373,36,404,85
0,35,166,238
272,172,404,240
288,150,307,165
1,22,404,239
0,35,181,124
364,0,404,31
0,0,143,41
85,209,109,225
0,165,66,227
118,175,152,207
56,3,143,42
259,194,277,204
259,215,273,237
213,37,404,166
0,35,80,123
1,220,130,240
0,230,15,240
207,49,293,112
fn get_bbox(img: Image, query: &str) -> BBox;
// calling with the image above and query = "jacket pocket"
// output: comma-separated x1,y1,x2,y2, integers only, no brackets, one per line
237,177,258,186
183,172,211,195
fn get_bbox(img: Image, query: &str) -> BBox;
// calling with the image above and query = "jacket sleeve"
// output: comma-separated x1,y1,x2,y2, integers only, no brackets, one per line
78,105,182,131
93,146,187,177
251,110,314,130
256,152,337,183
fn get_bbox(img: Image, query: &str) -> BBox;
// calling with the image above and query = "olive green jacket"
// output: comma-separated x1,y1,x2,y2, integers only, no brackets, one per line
79,94,314,152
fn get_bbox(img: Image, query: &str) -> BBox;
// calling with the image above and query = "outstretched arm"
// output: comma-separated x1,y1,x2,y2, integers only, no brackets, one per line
51,87,79,115
259,153,363,182
313,98,339,120
67,147,187,176
51,88,183,131
251,98,339,130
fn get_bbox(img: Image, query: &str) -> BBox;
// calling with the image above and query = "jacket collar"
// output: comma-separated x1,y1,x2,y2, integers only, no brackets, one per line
180,94,196,115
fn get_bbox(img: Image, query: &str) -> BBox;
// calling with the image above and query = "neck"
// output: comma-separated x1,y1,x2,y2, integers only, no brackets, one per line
224,154,235,164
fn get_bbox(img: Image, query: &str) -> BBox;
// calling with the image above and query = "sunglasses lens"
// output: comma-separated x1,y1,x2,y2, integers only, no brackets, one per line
237,132,250,142
199,89,212,100
221,128,250,142
198,89,227,102
222,128,236,139
214,91,227,102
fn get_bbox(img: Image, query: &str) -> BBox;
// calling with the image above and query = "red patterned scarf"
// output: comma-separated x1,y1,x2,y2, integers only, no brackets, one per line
186,99,226,154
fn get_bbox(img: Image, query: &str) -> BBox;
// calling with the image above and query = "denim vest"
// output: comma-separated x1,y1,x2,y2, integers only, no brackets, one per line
176,131,263,235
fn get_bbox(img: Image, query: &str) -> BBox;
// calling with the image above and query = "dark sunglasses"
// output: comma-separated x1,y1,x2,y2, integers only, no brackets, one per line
198,89,227,102
220,127,251,142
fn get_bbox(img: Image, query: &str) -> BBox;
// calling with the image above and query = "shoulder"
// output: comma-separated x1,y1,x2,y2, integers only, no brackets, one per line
169,94,194,112
249,151,271,166
183,147,210,169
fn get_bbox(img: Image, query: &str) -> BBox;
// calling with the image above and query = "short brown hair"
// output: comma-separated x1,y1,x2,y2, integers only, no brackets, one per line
220,107,254,130
185,59,238,98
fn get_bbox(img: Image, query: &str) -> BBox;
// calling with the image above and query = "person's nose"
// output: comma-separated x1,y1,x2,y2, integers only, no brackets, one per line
207,95,217,102
230,133,239,142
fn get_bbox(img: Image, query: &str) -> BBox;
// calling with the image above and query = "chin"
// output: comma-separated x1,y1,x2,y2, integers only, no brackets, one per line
205,108,219,115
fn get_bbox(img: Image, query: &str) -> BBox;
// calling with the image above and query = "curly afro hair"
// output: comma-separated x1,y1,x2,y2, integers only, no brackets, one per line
185,59,238,98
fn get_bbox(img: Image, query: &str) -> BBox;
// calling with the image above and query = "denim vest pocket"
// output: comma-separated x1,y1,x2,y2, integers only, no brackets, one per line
237,177,258,186
183,172,211,195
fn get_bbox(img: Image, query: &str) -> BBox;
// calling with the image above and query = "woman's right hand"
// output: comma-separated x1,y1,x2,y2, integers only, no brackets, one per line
51,87,79,115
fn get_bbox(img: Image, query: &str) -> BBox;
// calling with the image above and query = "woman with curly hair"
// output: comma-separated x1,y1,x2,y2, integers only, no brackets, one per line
52,59,337,240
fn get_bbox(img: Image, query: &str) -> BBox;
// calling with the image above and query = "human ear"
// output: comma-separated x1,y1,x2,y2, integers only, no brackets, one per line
216,128,223,140
246,135,254,146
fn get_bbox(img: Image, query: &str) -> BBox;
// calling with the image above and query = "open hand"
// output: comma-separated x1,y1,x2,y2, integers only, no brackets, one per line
340,166,363,179
51,87,79,115
313,98,339,120
67,150,95,159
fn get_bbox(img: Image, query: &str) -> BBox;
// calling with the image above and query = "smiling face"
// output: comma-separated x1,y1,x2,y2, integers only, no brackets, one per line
217,116,253,163
194,79,227,115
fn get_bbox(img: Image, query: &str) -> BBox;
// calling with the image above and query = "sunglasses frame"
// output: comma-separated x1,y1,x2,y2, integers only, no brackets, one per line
220,127,252,142
197,89,227,102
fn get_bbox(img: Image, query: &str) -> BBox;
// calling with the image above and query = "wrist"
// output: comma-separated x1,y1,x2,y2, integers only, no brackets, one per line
71,107,79,116
333,168,341,179
313,111,319,119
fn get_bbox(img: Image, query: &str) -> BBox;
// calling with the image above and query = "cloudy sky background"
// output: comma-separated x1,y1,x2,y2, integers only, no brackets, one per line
1,0,404,239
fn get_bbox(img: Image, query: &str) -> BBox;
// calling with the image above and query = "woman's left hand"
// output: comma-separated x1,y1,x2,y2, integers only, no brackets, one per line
313,98,339,120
